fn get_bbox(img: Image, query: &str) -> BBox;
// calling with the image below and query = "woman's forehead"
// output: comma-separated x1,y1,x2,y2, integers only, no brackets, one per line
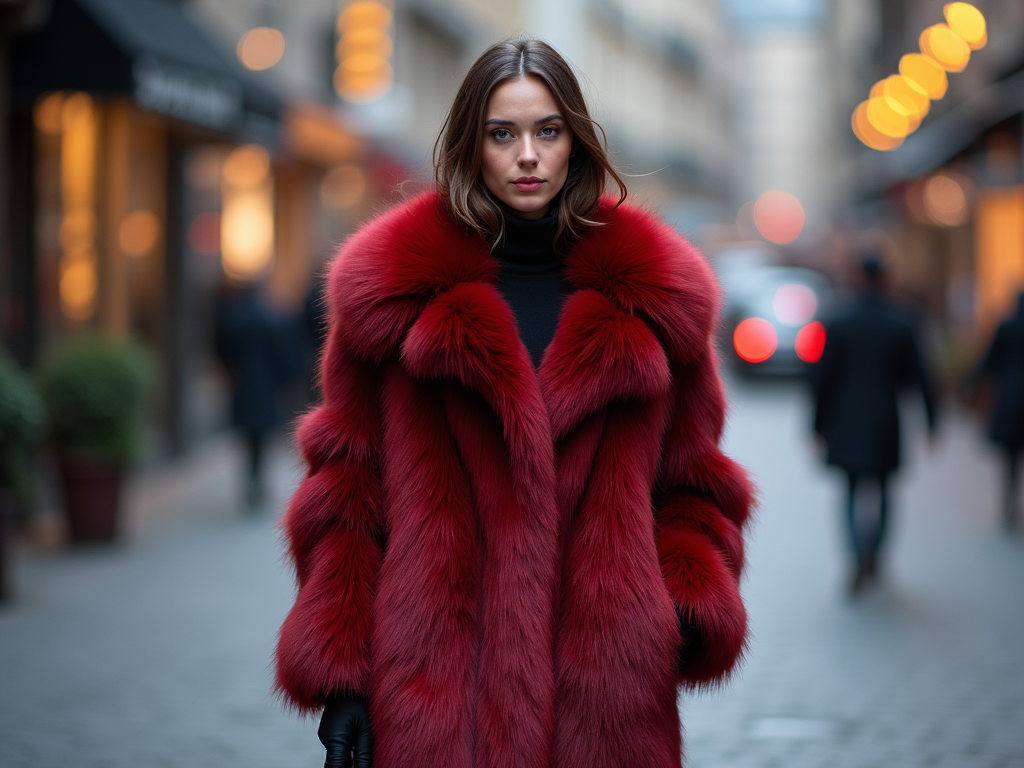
485,76,561,121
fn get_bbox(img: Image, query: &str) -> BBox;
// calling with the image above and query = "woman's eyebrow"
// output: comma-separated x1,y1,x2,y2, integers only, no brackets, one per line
483,114,564,127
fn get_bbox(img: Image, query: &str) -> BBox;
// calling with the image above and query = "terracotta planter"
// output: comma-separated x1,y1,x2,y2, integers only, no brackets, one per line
0,490,16,599
58,453,125,542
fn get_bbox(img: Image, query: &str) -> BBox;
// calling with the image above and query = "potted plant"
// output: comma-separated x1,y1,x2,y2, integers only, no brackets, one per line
0,351,44,597
38,335,154,542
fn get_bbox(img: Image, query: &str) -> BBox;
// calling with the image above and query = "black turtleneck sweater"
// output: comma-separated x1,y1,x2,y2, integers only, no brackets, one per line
494,207,569,368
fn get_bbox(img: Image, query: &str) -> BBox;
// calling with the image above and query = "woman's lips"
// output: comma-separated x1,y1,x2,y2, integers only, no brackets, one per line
512,179,543,192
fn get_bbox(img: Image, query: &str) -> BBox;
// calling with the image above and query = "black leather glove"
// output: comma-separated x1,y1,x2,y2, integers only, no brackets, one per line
318,695,373,768
677,612,704,669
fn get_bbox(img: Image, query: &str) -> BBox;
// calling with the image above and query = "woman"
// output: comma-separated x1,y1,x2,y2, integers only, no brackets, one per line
275,39,753,768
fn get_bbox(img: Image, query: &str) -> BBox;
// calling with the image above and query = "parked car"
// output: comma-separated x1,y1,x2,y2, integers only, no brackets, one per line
717,262,833,376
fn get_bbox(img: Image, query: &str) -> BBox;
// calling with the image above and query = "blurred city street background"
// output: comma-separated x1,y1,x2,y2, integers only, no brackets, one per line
2,0,1024,765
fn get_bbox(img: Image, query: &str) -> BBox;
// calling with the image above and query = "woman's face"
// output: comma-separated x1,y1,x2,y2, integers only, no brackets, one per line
480,75,573,220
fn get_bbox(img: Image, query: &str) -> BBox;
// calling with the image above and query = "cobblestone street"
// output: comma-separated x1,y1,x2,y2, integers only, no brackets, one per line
1,380,1022,768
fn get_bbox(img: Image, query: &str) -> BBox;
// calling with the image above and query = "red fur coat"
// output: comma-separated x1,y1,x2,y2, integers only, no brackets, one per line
275,192,753,768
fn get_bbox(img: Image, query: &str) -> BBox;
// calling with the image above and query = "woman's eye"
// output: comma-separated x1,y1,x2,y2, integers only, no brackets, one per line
493,129,512,141
540,126,560,138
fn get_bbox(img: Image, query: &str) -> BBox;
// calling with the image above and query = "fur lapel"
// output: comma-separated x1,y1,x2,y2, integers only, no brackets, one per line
329,191,719,451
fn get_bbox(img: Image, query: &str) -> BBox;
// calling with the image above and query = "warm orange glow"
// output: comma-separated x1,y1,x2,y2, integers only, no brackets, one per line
795,322,827,363
944,3,986,49
753,191,805,244
852,102,903,151
335,0,393,103
867,96,909,138
321,165,368,209
222,144,270,188
976,187,1024,333
773,284,818,326
59,92,97,321
340,28,393,59
335,66,394,103
237,27,285,71
923,173,970,226
340,1,392,28
882,75,930,120
221,144,274,280
920,24,970,72
33,92,64,136
118,210,161,256
221,191,274,280
733,318,778,363
59,257,98,320
899,53,948,99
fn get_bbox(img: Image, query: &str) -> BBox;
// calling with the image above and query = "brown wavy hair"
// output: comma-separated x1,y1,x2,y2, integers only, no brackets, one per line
434,38,627,250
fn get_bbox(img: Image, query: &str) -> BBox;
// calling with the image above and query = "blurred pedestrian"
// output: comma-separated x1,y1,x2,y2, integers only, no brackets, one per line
274,38,753,768
214,281,290,509
973,292,1024,532
811,253,938,595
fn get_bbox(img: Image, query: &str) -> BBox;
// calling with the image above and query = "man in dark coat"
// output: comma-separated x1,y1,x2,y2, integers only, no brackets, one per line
214,282,291,507
812,255,937,594
975,292,1024,532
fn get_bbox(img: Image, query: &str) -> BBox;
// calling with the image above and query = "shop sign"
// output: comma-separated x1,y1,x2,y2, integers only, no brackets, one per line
133,56,243,130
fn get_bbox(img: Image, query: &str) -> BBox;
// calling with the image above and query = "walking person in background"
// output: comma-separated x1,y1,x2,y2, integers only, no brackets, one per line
812,253,938,596
973,292,1024,533
274,38,753,768
214,281,291,509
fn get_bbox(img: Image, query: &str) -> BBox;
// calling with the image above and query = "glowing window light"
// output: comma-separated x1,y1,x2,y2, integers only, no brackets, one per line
920,24,970,72
33,92,64,136
753,190,805,245
221,144,274,281
795,321,826,363
852,102,904,151
222,144,270,188
59,256,98,320
733,318,778,363
118,210,160,256
237,27,285,71
58,91,98,321
923,173,969,226
773,284,818,326
944,3,986,50
221,192,274,280
899,53,948,100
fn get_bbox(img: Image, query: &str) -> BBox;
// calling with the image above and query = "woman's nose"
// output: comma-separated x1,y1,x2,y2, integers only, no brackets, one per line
518,138,539,166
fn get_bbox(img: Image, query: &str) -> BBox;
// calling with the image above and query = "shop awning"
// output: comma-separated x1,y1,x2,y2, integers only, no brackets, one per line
11,0,280,144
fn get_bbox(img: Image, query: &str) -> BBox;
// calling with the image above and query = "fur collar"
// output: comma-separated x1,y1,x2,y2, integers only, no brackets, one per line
327,192,719,443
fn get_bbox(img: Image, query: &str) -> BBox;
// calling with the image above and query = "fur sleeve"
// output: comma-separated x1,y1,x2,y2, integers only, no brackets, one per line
274,314,384,712
655,343,754,687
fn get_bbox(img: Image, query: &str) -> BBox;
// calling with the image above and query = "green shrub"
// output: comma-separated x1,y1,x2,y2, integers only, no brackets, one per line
38,335,155,461
0,350,44,506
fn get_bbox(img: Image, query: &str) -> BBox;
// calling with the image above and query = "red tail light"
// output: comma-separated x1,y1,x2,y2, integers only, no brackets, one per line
733,318,778,363
795,321,826,362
